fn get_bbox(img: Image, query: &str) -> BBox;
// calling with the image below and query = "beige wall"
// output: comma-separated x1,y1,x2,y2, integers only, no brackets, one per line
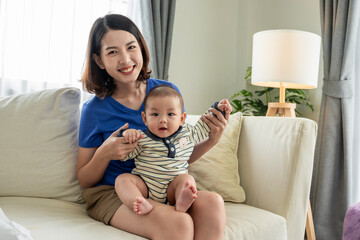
169,0,322,121
169,0,240,114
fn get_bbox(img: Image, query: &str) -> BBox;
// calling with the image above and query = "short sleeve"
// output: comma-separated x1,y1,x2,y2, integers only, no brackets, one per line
185,119,210,144
123,143,142,161
79,101,103,148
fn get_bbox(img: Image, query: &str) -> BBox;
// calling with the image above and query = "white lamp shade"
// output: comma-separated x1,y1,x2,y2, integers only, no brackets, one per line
251,29,321,89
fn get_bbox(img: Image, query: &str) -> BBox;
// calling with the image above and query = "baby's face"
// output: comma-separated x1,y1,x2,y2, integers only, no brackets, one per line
142,96,186,138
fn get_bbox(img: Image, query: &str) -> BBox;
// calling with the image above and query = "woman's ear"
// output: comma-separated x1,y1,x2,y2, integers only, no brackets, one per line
92,54,105,69
141,111,148,126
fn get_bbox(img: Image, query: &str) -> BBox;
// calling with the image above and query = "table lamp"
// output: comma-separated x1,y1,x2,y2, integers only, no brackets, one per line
251,29,321,117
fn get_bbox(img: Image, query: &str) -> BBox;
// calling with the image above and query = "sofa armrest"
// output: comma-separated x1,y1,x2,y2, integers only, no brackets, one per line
237,116,317,240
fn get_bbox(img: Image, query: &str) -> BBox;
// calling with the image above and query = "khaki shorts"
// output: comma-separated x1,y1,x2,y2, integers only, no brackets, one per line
81,185,122,225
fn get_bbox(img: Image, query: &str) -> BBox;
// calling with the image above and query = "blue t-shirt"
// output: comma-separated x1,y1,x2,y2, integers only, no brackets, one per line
79,78,181,186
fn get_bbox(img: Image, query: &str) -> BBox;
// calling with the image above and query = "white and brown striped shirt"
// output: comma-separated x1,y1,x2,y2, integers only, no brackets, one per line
123,119,210,203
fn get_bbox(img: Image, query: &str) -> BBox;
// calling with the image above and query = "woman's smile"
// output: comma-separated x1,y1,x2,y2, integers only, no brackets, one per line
119,65,135,74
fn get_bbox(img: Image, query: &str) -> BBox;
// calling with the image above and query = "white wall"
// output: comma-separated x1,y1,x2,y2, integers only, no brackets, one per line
169,0,322,121
169,0,240,114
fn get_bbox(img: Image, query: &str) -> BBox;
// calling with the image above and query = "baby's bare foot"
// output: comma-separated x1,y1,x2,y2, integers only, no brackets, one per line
133,196,153,215
176,180,197,212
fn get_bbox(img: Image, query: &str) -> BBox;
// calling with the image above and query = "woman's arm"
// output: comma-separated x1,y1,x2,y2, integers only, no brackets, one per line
77,124,138,188
188,107,230,164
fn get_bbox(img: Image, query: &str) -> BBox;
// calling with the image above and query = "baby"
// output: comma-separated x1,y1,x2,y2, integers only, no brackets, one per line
115,85,232,215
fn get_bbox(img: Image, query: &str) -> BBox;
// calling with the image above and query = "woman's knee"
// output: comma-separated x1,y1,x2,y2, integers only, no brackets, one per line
195,191,226,224
200,191,224,209
190,191,226,238
154,209,194,239
208,192,226,220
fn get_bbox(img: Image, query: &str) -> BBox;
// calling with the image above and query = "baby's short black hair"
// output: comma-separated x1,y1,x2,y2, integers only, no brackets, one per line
144,85,184,112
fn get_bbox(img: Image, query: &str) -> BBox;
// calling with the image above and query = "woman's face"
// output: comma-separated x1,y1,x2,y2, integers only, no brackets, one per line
94,30,143,85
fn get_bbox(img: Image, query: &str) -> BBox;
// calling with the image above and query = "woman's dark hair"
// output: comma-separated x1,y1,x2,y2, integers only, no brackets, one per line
81,14,151,98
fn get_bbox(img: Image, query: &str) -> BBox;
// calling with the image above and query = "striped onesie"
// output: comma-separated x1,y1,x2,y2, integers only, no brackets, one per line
122,119,210,203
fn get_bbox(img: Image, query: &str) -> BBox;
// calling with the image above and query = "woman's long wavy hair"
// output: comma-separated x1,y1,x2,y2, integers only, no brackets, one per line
81,14,151,98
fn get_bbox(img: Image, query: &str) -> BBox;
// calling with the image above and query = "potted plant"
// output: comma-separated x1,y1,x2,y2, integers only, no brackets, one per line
230,67,314,116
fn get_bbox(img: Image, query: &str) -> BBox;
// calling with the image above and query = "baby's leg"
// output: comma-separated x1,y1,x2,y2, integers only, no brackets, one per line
167,174,197,212
115,173,153,215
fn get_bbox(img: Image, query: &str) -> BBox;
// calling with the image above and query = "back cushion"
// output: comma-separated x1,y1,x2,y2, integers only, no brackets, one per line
187,113,246,203
0,88,83,203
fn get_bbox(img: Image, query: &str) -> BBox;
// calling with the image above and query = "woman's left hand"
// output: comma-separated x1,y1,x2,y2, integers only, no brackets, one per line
201,105,231,146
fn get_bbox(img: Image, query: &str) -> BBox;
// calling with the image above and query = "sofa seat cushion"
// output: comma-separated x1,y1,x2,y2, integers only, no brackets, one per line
0,197,145,240
0,197,286,240
224,202,287,240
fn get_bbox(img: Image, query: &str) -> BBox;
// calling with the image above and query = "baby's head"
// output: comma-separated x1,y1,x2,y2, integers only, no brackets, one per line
142,85,186,138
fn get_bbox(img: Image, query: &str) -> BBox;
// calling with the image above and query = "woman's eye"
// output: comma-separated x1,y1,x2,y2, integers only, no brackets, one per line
108,50,117,55
128,45,136,50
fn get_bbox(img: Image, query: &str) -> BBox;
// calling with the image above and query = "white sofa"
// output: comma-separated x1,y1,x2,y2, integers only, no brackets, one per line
0,87,317,240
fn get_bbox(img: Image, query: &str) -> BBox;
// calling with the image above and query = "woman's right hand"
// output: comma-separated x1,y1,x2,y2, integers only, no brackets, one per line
100,123,139,160
77,123,138,188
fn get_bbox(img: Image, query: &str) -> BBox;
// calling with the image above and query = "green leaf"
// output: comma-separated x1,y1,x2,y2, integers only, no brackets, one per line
244,67,252,82
240,89,253,97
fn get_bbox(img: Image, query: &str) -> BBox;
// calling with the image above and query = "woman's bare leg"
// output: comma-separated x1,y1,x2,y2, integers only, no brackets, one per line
110,199,194,240
115,173,153,215
188,191,226,240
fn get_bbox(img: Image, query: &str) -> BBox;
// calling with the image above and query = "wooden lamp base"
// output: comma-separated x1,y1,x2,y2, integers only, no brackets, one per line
266,102,296,117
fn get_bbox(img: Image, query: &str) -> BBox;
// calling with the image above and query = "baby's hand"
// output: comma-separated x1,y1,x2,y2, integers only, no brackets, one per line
217,99,232,115
123,129,144,143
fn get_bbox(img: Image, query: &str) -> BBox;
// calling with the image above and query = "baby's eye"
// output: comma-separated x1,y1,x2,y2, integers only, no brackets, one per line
168,113,174,116
151,113,158,116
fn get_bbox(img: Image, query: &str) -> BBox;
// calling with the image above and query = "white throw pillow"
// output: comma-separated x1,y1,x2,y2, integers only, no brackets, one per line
187,112,246,202
0,88,83,203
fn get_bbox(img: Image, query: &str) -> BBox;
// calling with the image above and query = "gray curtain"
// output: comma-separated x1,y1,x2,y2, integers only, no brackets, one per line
311,0,360,239
131,0,176,80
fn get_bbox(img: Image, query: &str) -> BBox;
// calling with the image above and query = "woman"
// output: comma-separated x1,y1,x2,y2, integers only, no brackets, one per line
77,14,228,240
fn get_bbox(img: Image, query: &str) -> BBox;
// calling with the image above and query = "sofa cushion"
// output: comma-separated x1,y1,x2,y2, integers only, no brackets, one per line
187,112,246,202
0,197,286,240
224,202,287,240
0,88,82,203
0,197,145,240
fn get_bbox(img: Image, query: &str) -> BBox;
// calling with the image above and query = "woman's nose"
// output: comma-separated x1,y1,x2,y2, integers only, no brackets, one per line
119,52,131,64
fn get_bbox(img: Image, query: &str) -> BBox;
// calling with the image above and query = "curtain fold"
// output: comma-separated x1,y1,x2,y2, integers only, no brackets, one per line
133,0,176,80
311,0,360,239
354,22,360,204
